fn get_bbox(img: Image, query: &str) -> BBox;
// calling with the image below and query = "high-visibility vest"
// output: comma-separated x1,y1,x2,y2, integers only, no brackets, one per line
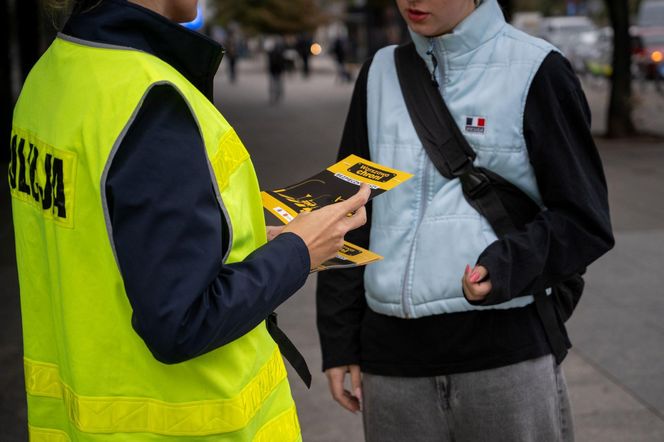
10,35,300,441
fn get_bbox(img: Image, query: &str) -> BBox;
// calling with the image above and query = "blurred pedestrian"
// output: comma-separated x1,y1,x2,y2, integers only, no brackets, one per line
296,33,312,78
267,37,286,104
10,0,369,440
332,36,352,83
317,0,614,441
225,30,239,83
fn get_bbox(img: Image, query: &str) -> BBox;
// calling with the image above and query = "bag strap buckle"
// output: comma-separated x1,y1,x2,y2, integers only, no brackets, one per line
459,170,491,199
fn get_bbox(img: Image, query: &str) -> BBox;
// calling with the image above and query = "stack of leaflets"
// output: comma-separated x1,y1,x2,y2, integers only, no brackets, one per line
262,154,413,271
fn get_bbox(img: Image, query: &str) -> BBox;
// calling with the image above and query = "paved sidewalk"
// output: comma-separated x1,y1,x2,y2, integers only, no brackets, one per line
582,76,664,137
1,54,663,441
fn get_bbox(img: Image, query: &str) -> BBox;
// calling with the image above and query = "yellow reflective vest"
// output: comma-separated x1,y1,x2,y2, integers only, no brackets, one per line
10,35,300,441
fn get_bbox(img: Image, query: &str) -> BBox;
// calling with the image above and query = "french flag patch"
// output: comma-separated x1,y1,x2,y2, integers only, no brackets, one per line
465,116,486,134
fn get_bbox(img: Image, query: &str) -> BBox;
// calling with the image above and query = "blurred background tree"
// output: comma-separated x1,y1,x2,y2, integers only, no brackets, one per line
214,0,328,35
605,0,636,137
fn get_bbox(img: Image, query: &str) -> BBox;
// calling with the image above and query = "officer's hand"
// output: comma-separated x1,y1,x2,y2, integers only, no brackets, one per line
266,225,284,241
462,264,492,302
325,365,362,413
282,184,370,270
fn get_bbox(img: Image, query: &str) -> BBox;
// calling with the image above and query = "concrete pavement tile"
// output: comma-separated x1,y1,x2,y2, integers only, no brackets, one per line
280,278,366,442
567,229,664,415
584,79,664,137
598,142,664,232
565,351,664,442
565,352,652,415
573,410,664,442
569,305,664,414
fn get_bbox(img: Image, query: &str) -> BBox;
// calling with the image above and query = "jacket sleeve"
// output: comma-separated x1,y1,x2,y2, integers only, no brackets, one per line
105,84,310,364
474,52,615,306
316,59,373,371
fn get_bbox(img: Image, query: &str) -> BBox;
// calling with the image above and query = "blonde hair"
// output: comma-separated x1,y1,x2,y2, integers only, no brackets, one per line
44,0,103,28
44,0,103,14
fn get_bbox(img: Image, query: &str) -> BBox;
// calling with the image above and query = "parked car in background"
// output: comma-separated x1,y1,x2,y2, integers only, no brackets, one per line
566,27,613,75
633,27,664,80
638,0,664,28
636,0,664,82
512,12,543,37
538,16,597,55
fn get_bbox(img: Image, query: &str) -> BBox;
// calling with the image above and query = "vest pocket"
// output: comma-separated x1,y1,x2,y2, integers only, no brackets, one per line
409,215,493,308
365,226,412,311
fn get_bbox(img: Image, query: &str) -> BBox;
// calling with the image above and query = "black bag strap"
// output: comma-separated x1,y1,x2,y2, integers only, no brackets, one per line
393,43,515,237
394,42,568,364
267,312,312,388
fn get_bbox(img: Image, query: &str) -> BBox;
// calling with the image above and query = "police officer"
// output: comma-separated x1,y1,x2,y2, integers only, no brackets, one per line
10,0,369,440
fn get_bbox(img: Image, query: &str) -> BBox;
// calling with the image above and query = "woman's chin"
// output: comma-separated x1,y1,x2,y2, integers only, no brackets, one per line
409,22,445,38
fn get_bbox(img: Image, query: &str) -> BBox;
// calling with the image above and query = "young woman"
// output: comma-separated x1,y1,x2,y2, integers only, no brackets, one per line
10,0,369,440
317,0,614,440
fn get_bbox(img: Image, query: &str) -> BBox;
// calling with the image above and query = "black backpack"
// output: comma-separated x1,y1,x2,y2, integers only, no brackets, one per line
394,43,583,364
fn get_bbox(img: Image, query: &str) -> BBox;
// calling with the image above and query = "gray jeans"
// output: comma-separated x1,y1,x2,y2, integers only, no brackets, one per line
362,355,573,442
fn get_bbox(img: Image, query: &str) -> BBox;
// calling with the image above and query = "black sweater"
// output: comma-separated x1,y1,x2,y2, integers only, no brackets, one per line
316,52,614,376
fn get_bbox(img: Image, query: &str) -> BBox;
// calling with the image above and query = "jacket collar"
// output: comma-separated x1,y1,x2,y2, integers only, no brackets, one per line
410,0,505,72
62,0,224,100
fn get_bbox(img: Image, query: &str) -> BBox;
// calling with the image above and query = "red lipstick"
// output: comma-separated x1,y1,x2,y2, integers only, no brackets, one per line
407,8,430,23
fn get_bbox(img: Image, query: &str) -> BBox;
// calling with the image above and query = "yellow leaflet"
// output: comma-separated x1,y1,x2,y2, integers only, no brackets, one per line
261,191,299,224
327,154,413,191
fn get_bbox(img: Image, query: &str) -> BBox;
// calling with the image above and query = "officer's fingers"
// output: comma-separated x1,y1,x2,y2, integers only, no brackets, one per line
343,206,367,231
266,225,284,241
336,184,371,216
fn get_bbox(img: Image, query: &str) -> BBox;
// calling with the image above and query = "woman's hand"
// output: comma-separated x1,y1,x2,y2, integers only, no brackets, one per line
462,264,492,302
325,364,362,413
282,184,370,270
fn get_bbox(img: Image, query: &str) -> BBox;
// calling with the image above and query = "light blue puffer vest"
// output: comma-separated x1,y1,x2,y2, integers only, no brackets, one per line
364,0,557,318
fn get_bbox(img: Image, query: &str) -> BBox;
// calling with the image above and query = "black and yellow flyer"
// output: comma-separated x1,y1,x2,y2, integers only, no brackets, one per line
262,154,413,271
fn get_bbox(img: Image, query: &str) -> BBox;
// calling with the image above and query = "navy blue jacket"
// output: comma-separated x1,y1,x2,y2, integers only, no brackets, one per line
64,0,310,364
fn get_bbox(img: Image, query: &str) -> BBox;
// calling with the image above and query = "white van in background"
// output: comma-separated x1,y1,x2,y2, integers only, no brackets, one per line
538,16,597,51
638,0,664,28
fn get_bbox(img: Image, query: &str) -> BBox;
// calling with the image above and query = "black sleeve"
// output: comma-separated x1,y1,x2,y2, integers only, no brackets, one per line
475,52,615,305
106,84,310,364
316,59,372,371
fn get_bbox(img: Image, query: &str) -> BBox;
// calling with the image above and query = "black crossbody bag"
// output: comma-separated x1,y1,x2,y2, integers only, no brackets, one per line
394,43,584,364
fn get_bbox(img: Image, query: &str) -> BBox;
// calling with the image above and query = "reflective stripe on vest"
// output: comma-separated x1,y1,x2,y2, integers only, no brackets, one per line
24,348,286,435
27,405,301,442
29,427,71,442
